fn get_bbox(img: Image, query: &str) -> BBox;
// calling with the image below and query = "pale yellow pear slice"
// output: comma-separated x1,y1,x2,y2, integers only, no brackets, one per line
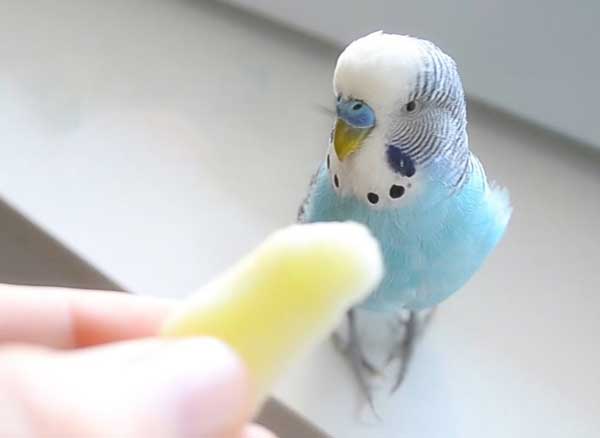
161,222,383,406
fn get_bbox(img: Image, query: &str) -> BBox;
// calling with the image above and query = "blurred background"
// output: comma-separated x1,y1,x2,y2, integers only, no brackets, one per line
0,1,598,437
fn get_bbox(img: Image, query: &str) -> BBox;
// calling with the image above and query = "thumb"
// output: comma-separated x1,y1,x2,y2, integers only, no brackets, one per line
0,337,254,438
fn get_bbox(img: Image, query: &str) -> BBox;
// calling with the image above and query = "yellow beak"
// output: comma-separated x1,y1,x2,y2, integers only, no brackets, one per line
333,118,372,161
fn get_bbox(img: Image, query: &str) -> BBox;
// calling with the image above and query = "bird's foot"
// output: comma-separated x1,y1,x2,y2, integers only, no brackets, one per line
332,309,382,413
332,333,380,376
332,306,436,413
385,307,436,392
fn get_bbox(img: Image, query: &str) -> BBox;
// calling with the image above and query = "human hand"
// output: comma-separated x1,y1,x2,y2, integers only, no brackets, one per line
0,284,276,438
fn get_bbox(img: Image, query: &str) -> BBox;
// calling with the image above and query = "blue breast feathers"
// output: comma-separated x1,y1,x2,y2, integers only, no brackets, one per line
301,158,511,312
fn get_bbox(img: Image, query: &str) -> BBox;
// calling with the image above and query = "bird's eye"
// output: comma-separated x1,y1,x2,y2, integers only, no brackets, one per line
405,100,417,112
336,95,342,102
352,103,363,111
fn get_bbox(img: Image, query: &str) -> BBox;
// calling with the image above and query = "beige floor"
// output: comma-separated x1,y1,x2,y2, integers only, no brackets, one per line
0,1,599,437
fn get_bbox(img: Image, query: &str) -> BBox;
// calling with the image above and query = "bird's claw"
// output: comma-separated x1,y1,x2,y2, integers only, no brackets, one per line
332,332,381,377
333,307,436,410
386,308,436,392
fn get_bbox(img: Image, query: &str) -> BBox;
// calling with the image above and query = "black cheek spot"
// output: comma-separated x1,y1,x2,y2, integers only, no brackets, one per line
367,192,379,204
334,174,339,188
386,146,416,177
389,184,405,199
327,154,330,169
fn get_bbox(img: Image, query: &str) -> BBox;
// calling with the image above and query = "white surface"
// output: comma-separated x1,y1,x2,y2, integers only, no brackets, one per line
0,0,332,296
225,0,600,150
1,1,599,437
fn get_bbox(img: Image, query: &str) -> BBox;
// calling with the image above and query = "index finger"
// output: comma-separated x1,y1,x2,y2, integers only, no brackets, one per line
0,284,176,349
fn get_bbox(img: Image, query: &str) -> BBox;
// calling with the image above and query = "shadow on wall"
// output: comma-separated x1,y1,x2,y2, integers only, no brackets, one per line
0,196,122,290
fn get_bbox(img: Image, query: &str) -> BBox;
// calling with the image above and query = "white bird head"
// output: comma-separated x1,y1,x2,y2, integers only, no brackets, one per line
329,32,471,207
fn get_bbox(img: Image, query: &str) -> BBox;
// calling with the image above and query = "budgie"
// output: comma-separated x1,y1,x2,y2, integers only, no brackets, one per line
162,222,383,410
299,31,512,399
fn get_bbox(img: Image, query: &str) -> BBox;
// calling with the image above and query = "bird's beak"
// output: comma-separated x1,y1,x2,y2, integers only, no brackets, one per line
333,118,372,161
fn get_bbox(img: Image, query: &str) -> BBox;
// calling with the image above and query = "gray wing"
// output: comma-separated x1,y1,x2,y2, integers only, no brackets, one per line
297,165,321,223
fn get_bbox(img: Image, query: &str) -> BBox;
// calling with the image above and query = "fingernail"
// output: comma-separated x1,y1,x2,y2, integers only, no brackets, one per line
129,338,251,438
243,424,279,438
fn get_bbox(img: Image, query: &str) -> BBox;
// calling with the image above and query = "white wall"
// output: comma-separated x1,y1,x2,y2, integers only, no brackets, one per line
224,0,600,149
